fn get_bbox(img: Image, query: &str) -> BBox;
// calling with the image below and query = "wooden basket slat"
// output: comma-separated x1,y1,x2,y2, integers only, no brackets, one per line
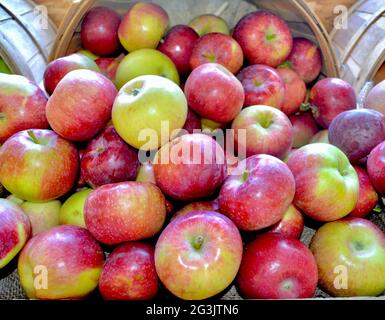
357,0,385,13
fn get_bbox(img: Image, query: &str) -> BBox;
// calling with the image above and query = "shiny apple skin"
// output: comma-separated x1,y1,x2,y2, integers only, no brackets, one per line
277,68,306,115
290,111,320,149
268,204,304,239
367,141,385,194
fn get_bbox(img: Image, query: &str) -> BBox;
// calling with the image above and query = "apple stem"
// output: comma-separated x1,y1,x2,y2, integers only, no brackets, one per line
27,130,39,144
300,103,311,112
192,235,204,250
373,205,382,213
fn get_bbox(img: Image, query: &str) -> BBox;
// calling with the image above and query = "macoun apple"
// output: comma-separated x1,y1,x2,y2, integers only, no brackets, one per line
18,225,104,299
59,188,93,228
0,199,31,269
233,11,293,67
190,33,243,74
268,204,304,239
136,162,156,184
367,141,385,194
95,54,124,83
99,242,158,300
0,74,48,144
232,105,293,158
219,154,295,231
184,63,244,123
112,75,187,150
0,129,78,202
189,14,230,36
309,78,357,128
328,109,385,164
365,79,385,115
46,69,117,141
182,108,201,134
290,111,319,148
43,53,99,95
155,211,242,300
310,129,329,144
287,143,359,221
85,182,166,245
0,57,11,74
237,233,318,299
118,2,169,52
158,25,199,75
173,199,220,220
310,218,385,297
237,64,285,109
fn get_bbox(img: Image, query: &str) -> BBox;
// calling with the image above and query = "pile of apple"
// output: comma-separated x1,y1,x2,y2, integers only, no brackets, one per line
1,2,385,300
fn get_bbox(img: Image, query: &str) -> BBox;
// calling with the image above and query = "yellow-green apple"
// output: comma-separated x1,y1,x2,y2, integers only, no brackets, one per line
136,161,156,184
6,194,24,205
118,2,169,52
158,25,199,75
310,129,329,144
18,225,104,299
201,118,224,132
85,182,166,245
268,204,304,239
219,154,295,231
0,74,48,143
365,80,385,115
81,6,121,56
328,109,385,164
115,49,180,89
184,63,244,123
46,69,117,141
287,143,359,221
155,211,242,300
153,133,226,201
237,65,285,109
183,108,201,134
43,53,99,95
233,11,293,67
367,141,385,194
59,188,92,228
95,54,124,83
0,129,78,202
190,33,244,74
237,233,318,299
290,111,319,148
0,57,11,74
310,218,385,297
231,105,293,158
77,49,99,61
20,200,60,236
99,242,158,300
112,75,187,150
189,14,230,36
173,199,220,220
0,199,31,269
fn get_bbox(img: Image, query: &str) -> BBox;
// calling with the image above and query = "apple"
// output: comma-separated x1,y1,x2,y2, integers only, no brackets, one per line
77,49,99,61
6,194,24,206
365,79,385,115
231,105,293,159
201,118,225,132
237,64,285,109
182,108,201,134
59,188,93,228
43,53,99,95
328,109,385,164
136,162,156,184
0,57,11,74
189,33,243,74
219,154,295,231
18,225,104,299
367,141,385,194
173,199,220,219
153,133,226,201
155,211,242,300
184,63,244,123
287,143,359,221
0,129,78,202
85,182,166,245
189,14,230,36
118,2,169,52
237,233,318,299
99,242,158,300
95,54,124,83
0,74,48,144
46,69,117,142
310,129,329,144
268,204,304,239
0,199,31,269
233,11,293,67
158,25,199,75
289,111,319,148
309,78,357,128
112,75,187,150
310,218,385,297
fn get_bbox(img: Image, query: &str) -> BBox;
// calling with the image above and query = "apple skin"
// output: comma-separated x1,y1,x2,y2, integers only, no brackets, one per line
173,199,220,220
99,242,158,300
287,143,359,221
268,204,304,239
184,63,244,124
59,188,93,228
18,225,104,299
77,49,99,61
285,38,322,83
190,33,244,74
0,74,48,144
290,111,320,148
158,25,199,75
153,133,226,201
80,126,139,188
95,54,124,83
233,11,293,67
118,2,169,52
237,64,285,109
85,182,166,245
155,211,242,300
310,218,385,297
136,162,156,184
0,129,78,202
0,199,31,269
309,78,357,128
43,53,99,95
46,69,117,142
365,80,385,115
183,108,201,134
310,129,329,144
112,75,187,150
367,141,385,194
237,233,318,299
232,105,293,159
189,14,230,36
219,154,295,231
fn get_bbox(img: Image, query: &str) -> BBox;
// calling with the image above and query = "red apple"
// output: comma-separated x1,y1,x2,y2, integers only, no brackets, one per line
365,80,385,115
268,204,304,239
182,108,201,134
95,54,124,83
289,111,319,148
367,141,385,194
173,199,220,220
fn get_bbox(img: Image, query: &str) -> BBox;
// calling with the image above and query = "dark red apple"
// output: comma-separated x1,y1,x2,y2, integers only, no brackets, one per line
290,111,320,148
182,108,201,134
367,141,385,194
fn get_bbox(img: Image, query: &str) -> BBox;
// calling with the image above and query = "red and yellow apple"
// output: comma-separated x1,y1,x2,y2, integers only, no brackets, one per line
189,14,230,36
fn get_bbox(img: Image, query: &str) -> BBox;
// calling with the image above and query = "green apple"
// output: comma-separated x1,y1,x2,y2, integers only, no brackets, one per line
59,188,93,228
0,57,11,74
77,49,99,61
